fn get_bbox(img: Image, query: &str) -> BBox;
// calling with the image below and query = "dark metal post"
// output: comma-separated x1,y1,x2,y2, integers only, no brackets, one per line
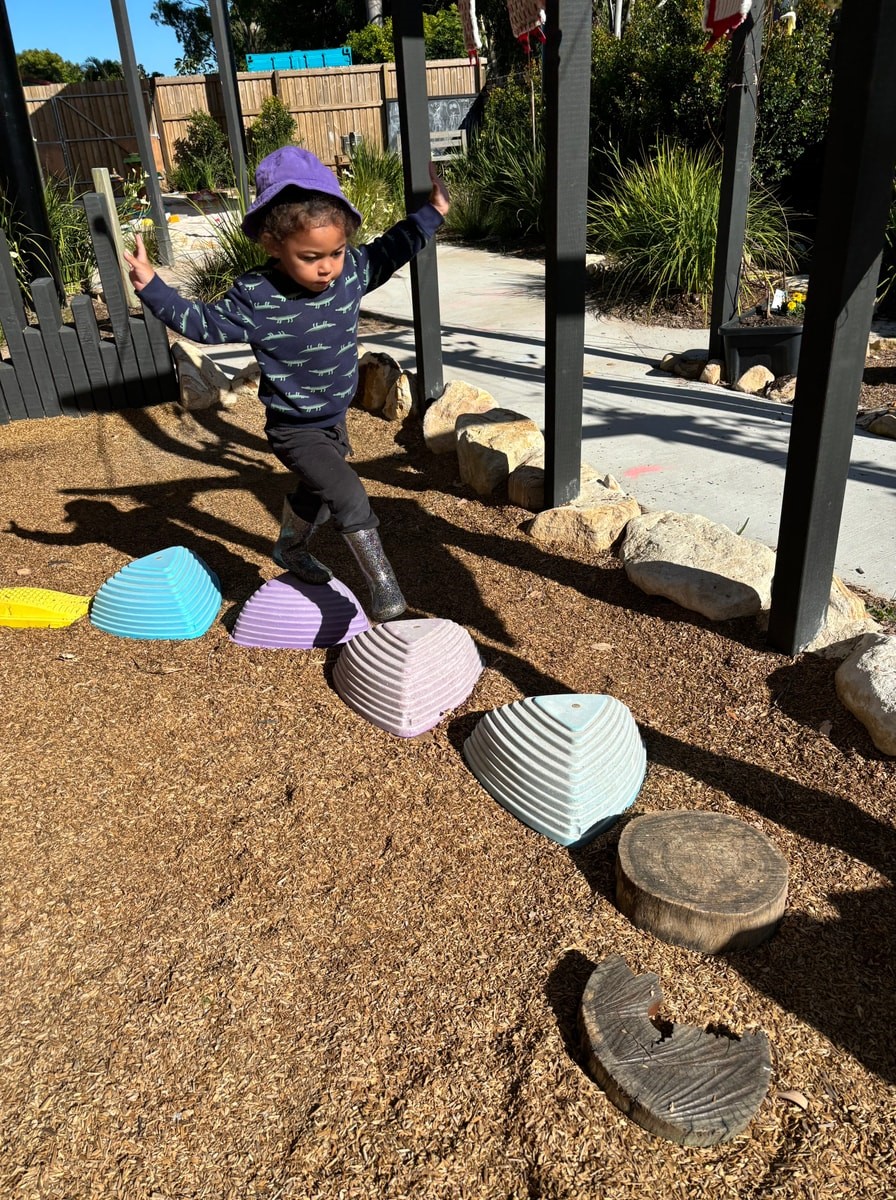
768,0,896,654
0,0,65,299
392,0,444,404
110,0,174,266
543,0,592,508
208,0,249,209
707,7,764,361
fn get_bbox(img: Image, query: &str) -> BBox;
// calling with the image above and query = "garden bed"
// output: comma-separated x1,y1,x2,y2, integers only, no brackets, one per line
0,397,894,1198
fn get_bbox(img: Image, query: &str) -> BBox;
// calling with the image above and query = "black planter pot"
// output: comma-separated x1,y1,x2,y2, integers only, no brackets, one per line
719,316,803,381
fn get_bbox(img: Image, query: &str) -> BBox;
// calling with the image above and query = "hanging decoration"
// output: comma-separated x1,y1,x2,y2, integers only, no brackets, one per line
702,0,752,49
507,0,546,56
459,0,483,63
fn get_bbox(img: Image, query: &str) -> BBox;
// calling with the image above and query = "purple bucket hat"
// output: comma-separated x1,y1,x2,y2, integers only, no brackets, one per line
241,145,362,240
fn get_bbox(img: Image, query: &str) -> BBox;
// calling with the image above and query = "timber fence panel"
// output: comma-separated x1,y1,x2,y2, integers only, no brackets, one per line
31,279,84,418
83,192,147,409
0,230,45,419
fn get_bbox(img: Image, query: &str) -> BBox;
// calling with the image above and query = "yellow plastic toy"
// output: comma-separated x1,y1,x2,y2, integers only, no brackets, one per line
0,588,91,629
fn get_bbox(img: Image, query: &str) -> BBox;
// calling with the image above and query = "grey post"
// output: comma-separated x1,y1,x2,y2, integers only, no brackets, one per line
543,0,592,508
768,0,896,654
208,0,249,209
707,6,764,361
392,0,444,405
109,0,174,266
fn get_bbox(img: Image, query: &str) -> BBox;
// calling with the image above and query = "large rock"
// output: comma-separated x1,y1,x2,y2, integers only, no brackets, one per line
171,339,231,411
733,365,775,395
456,409,544,496
868,411,896,439
835,633,896,755
423,381,496,454
508,458,603,512
221,361,261,409
527,479,641,553
383,371,416,422
620,511,775,620
803,576,881,656
356,351,401,413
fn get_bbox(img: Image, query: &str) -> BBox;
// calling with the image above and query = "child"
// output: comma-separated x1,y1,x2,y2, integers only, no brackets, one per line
124,145,450,622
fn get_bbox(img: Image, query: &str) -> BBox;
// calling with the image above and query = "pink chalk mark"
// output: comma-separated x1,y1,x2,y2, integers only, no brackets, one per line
623,464,666,478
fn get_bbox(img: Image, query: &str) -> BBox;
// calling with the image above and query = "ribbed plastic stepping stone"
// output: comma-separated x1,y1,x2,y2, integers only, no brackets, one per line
463,694,646,846
0,588,91,629
615,810,789,954
231,573,369,649
90,546,221,640
333,617,483,737
580,954,772,1146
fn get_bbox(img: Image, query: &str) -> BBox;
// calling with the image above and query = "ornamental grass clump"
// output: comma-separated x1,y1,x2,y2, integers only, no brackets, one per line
340,141,404,238
588,142,796,310
184,206,268,303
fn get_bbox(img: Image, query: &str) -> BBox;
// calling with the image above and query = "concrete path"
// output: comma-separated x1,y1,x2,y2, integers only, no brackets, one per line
357,242,896,602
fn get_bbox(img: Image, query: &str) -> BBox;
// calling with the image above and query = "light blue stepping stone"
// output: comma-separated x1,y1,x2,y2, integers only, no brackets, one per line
90,546,221,640
463,693,646,846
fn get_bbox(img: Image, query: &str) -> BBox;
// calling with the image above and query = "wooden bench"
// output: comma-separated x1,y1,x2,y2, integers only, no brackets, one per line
430,128,468,159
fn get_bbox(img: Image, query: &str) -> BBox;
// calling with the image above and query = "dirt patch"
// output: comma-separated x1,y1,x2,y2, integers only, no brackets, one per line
1,398,894,1199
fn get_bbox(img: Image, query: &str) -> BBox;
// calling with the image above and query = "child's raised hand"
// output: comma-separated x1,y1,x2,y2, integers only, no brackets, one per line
428,162,450,216
123,232,156,292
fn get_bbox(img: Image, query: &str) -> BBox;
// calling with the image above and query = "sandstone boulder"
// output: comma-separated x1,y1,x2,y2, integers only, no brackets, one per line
835,633,896,755
700,360,724,386
456,409,544,496
384,371,416,422
733,365,775,395
620,511,775,620
356,351,401,413
423,381,496,454
171,340,231,411
507,458,605,512
868,411,896,439
527,479,641,553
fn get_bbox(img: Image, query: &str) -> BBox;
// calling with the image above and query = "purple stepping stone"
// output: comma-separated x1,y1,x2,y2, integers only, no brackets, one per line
231,573,369,649
333,617,484,737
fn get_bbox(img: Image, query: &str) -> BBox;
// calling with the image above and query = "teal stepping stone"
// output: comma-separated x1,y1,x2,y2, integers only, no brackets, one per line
90,546,221,641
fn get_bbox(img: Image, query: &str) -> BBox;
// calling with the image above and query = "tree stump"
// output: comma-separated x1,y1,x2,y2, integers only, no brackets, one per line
615,810,788,953
579,955,772,1146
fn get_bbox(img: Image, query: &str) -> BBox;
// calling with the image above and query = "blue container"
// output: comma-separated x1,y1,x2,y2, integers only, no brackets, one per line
90,546,221,641
246,47,352,72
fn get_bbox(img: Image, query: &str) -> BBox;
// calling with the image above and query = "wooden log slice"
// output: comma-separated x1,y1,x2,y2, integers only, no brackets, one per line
579,955,772,1146
615,810,788,953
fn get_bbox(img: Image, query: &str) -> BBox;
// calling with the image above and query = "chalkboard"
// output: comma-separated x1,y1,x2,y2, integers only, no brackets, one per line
386,96,476,150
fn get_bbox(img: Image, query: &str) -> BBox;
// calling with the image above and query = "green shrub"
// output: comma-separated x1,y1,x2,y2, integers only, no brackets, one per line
247,96,299,174
587,143,797,309
169,110,232,192
340,141,405,238
753,0,835,188
183,206,268,303
589,0,728,178
346,9,464,64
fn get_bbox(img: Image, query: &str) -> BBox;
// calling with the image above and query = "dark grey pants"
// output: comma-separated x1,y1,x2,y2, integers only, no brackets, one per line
264,417,378,533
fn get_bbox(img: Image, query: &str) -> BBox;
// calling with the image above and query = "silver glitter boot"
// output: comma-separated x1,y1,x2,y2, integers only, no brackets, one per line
342,528,407,622
272,498,333,585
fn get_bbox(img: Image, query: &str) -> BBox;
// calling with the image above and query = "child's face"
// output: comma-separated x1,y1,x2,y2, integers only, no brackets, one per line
265,221,347,292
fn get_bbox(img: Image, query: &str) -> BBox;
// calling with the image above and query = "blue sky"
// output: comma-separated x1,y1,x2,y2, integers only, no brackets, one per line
6,0,184,76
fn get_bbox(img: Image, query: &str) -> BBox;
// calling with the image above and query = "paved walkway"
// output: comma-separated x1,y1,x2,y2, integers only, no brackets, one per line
358,242,896,602
155,205,896,601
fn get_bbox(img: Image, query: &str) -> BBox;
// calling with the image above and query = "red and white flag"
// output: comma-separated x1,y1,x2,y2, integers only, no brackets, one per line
703,0,752,48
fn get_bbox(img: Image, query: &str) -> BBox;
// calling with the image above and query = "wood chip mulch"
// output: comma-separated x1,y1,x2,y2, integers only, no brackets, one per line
1,396,894,1199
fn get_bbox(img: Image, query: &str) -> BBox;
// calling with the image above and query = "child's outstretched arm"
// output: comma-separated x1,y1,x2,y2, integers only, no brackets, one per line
123,232,253,346
358,162,450,294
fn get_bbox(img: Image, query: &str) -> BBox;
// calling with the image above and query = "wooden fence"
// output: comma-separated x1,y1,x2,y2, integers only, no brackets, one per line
23,60,485,189
23,81,167,192
0,194,177,423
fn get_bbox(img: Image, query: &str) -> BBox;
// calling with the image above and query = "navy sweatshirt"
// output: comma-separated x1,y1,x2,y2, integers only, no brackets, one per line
138,205,443,428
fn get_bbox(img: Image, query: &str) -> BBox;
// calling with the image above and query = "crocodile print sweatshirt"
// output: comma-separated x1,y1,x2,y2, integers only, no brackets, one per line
138,205,443,428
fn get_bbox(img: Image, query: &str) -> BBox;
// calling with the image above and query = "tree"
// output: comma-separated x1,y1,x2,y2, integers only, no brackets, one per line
16,48,83,83
82,57,128,81
152,0,364,73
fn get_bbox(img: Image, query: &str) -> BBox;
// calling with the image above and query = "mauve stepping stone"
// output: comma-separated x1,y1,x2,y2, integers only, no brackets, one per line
90,546,221,641
333,617,483,737
231,573,369,649
463,694,646,846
